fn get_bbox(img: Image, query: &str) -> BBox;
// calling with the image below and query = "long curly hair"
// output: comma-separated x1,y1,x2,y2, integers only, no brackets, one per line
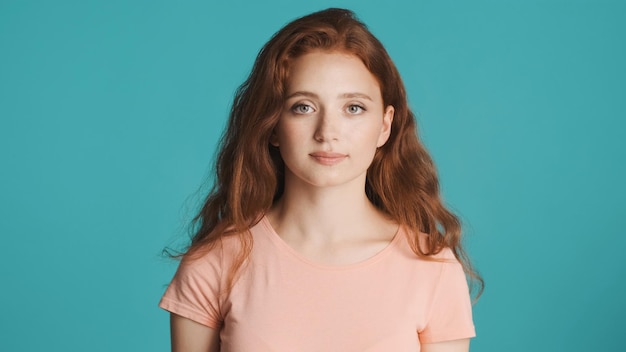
183,8,483,298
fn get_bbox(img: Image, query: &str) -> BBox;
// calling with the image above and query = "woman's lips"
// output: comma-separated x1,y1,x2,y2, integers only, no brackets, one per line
309,152,348,166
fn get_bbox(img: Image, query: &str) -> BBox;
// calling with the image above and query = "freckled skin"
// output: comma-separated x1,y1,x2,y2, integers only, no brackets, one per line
272,51,394,191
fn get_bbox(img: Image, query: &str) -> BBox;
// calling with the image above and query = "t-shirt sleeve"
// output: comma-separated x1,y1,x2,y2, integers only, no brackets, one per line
418,257,476,343
158,245,224,329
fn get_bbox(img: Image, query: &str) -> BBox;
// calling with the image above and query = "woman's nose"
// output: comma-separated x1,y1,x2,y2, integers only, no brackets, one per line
313,111,340,142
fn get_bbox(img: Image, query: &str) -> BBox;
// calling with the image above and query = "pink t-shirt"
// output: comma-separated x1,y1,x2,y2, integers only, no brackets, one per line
159,216,475,351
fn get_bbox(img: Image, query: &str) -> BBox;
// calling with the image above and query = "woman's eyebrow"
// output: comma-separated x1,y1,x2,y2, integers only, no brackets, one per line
285,91,373,101
285,91,319,100
339,92,373,101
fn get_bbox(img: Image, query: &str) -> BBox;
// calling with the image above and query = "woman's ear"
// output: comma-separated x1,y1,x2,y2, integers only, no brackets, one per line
269,130,279,147
377,105,394,147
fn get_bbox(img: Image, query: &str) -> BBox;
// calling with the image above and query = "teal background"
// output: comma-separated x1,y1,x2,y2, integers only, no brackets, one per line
1,0,624,351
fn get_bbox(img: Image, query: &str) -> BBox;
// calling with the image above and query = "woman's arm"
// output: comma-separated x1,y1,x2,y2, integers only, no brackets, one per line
170,313,220,352
421,338,470,352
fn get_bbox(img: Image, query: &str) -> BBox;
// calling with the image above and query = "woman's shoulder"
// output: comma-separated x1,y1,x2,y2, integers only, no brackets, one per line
400,227,460,263
182,217,269,265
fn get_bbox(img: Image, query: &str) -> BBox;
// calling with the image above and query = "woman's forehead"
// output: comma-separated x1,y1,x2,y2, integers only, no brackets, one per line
284,51,382,100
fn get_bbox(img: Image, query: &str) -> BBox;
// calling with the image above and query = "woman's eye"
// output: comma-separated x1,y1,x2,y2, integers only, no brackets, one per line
347,104,365,114
292,104,314,114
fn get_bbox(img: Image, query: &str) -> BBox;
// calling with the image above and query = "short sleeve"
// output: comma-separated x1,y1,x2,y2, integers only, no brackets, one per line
158,245,224,329
418,259,476,343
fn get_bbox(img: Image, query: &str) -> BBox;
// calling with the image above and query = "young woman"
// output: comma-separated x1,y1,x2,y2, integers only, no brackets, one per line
160,8,482,352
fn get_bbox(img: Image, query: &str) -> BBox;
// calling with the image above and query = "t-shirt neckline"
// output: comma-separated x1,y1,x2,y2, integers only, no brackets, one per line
260,215,404,271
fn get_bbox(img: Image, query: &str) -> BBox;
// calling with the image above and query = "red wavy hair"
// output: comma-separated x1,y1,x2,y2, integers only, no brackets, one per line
183,8,483,298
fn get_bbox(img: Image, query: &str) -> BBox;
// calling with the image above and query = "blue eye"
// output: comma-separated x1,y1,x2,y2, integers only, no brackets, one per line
347,104,365,114
292,104,314,114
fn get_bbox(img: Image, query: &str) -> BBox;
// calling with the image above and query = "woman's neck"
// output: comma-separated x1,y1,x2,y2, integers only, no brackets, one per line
267,178,394,246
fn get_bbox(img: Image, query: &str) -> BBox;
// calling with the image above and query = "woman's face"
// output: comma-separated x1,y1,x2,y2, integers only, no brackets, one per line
271,51,394,190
